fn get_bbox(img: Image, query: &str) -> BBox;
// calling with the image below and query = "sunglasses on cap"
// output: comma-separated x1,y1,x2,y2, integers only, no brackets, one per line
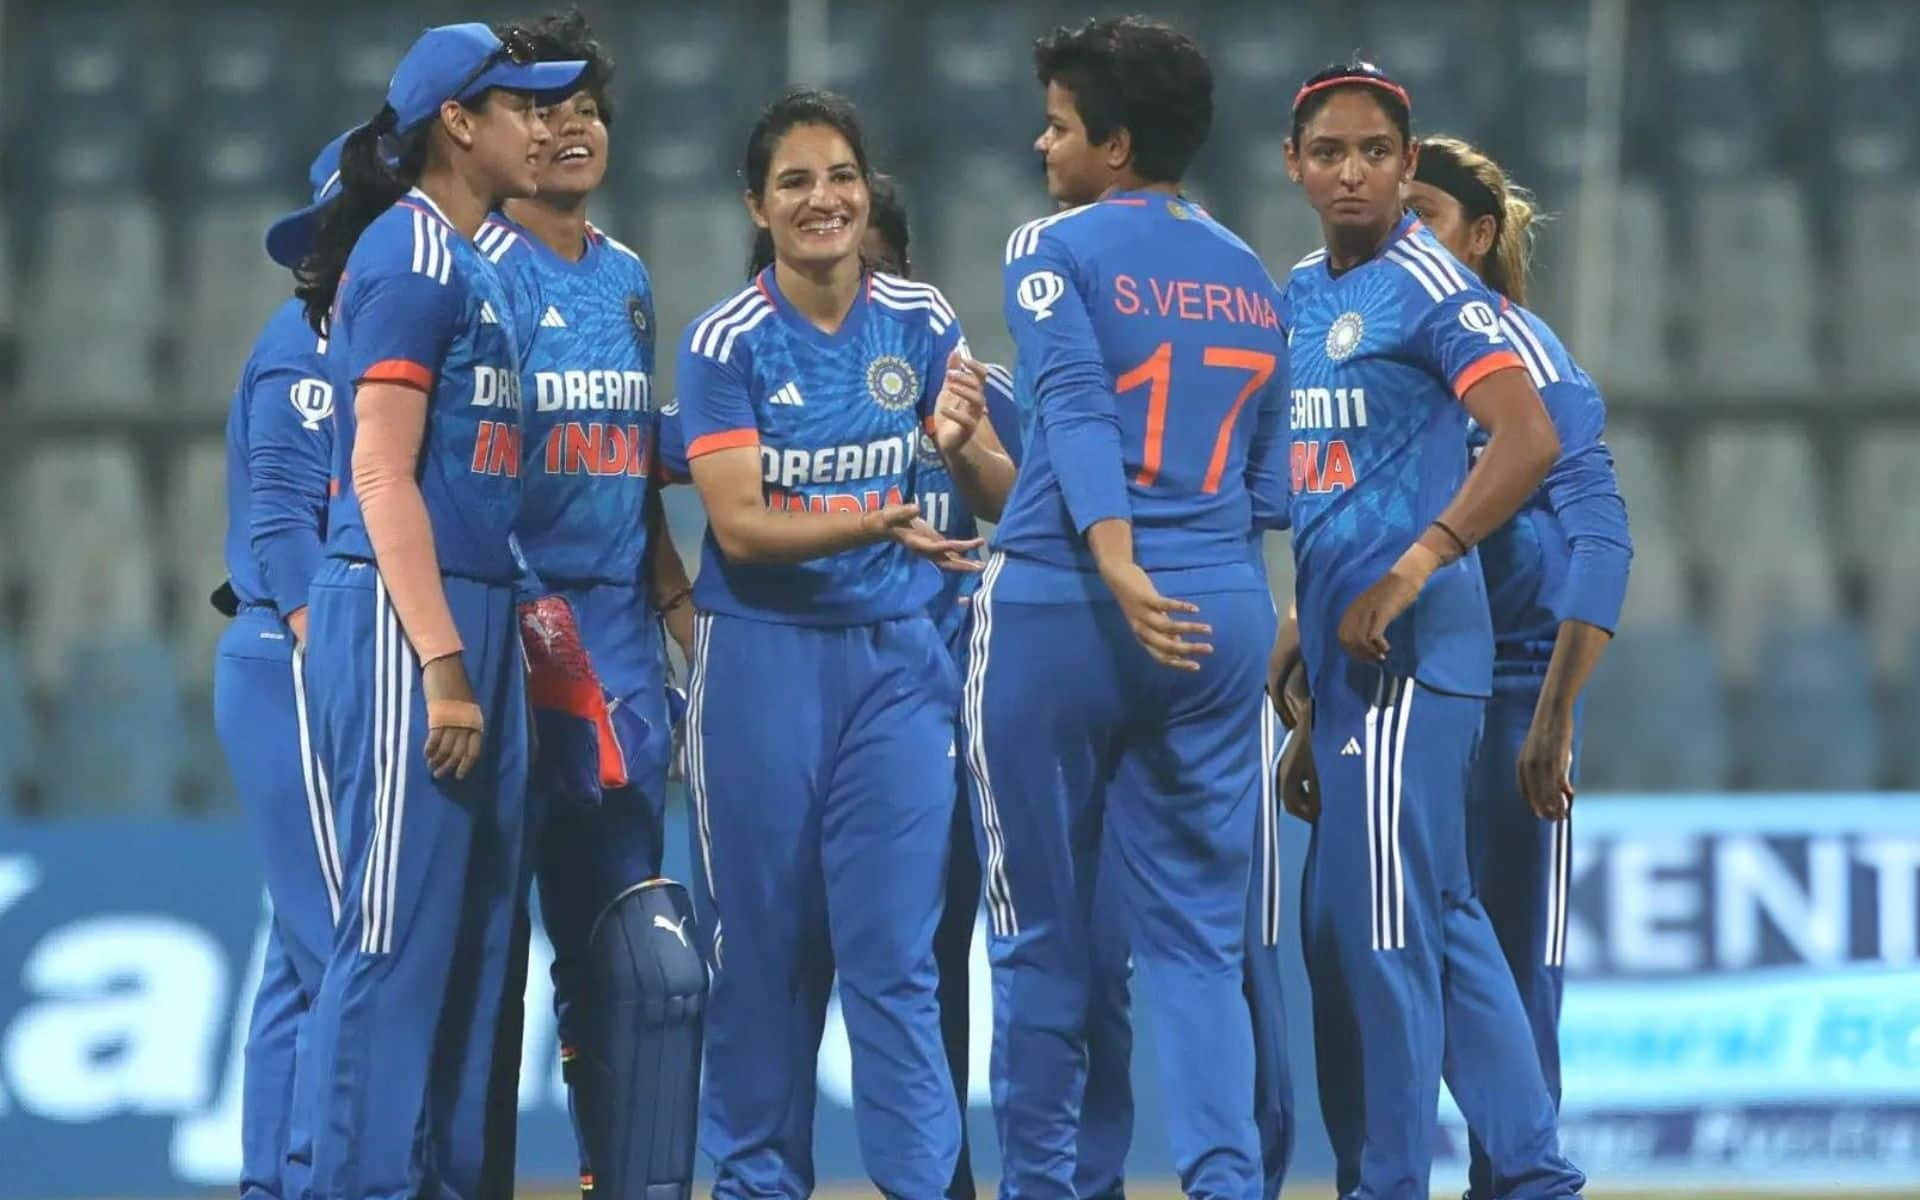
446,25,541,108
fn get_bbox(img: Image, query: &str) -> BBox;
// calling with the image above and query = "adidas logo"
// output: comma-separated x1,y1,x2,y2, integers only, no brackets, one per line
540,305,567,329
1341,737,1362,757
769,381,805,407
479,301,500,325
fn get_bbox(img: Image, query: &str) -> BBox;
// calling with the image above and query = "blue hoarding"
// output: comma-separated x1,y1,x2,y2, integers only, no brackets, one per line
2,795,1918,1195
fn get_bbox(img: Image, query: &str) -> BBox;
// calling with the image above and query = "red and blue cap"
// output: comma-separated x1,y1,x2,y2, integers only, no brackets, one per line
262,24,585,269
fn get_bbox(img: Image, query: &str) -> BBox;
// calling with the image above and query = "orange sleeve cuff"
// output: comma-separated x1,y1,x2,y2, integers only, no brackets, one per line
361,359,435,392
687,428,760,460
1452,350,1524,399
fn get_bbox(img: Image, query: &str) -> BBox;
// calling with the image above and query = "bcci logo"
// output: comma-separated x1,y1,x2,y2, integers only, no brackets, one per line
1016,269,1066,322
627,294,653,345
1458,300,1503,343
289,378,335,430
866,354,919,412
1325,312,1365,362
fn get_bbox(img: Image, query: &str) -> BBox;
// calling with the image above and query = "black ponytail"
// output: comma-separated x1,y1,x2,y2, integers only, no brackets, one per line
295,105,430,335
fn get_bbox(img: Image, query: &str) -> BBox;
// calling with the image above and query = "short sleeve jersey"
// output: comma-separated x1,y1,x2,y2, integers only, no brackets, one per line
1283,214,1527,698
992,193,1291,598
225,297,332,614
675,268,965,625
479,213,659,586
324,189,526,583
1470,298,1630,665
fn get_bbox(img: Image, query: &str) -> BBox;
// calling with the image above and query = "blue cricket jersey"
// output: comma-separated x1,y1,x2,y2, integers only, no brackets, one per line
479,213,660,586
991,192,1290,602
324,189,526,584
674,268,966,626
1471,299,1633,674
1284,213,1530,699
225,297,333,615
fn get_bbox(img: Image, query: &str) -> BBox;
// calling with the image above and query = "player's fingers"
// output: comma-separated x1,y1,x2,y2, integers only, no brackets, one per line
1147,593,1203,616
453,729,484,781
1139,624,1211,662
938,553,984,574
424,728,455,778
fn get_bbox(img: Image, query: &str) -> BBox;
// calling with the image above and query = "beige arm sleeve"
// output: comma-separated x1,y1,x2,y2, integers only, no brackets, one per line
351,382,463,663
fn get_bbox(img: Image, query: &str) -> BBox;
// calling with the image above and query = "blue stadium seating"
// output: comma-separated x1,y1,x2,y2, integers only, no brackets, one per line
1734,623,1881,790
41,634,184,815
0,637,33,815
1582,624,1732,791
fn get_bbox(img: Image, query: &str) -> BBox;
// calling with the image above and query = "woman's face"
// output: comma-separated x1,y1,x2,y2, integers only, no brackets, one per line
464,88,552,200
534,90,609,201
749,123,871,273
1286,89,1414,237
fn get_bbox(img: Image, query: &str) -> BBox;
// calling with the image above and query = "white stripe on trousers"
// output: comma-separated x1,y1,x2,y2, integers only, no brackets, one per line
291,646,344,923
962,551,1018,937
1365,676,1413,951
1259,702,1281,947
361,579,412,956
1545,815,1571,967
687,612,722,968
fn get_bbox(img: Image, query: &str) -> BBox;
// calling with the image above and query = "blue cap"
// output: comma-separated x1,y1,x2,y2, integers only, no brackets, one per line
388,23,585,134
264,131,355,269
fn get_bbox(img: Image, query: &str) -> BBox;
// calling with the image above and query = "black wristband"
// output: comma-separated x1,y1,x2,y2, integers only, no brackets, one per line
1431,519,1471,556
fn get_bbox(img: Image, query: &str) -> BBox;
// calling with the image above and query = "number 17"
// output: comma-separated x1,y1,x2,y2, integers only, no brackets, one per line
1115,341,1276,493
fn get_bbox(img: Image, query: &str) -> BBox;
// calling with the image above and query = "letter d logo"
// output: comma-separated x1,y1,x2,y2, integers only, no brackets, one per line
1017,270,1067,322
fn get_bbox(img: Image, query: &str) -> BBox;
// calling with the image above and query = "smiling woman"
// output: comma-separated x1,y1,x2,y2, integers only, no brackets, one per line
664,86,981,1200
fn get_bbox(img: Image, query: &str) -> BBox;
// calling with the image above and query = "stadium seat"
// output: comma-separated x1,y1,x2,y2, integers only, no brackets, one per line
163,440,232,691
1239,192,1330,285
820,2,913,164
1359,0,1489,137
185,6,287,104
1688,180,1818,393
0,637,34,815
1735,623,1881,791
1837,188,1920,388
1689,424,1838,681
20,196,163,413
924,156,1051,368
1600,419,1682,557
634,191,758,399
1581,623,1732,791
318,9,425,141
40,633,184,816
180,202,300,415
1661,0,1778,178
13,442,160,690
30,5,149,111
1820,0,1920,179
1894,633,1920,790
922,3,1036,156
1529,181,1674,396
1840,427,1920,680
1203,0,1342,190
1509,5,1591,182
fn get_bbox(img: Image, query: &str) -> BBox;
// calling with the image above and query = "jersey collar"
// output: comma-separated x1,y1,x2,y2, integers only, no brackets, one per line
755,264,872,350
403,186,459,232
1324,210,1422,280
489,208,599,275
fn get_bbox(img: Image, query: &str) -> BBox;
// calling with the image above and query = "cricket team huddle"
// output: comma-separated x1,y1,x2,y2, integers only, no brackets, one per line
212,9,1631,1200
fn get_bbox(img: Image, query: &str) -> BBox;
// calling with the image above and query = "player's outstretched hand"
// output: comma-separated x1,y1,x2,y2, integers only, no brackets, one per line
1516,706,1575,821
1278,706,1320,823
1100,561,1213,672
422,653,485,781
865,502,986,573
933,350,991,456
